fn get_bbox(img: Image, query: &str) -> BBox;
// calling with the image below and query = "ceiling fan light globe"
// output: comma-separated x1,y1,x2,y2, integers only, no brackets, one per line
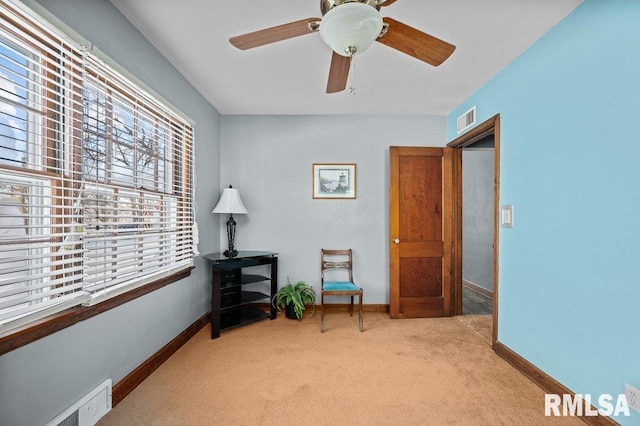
320,3,383,57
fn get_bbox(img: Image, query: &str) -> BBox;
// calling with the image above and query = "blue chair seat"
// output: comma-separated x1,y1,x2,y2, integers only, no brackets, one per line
323,281,359,292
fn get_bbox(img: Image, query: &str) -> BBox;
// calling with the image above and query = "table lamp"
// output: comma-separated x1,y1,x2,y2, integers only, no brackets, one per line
211,185,248,257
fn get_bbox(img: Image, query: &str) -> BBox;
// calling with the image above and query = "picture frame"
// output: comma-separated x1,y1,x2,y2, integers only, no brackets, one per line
312,163,356,199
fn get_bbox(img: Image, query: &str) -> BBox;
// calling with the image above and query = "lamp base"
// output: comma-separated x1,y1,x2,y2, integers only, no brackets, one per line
223,249,238,258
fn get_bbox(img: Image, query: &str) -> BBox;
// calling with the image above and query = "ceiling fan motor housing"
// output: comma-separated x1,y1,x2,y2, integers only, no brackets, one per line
320,0,381,16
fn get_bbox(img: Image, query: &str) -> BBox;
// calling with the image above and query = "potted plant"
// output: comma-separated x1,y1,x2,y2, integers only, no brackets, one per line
272,279,316,320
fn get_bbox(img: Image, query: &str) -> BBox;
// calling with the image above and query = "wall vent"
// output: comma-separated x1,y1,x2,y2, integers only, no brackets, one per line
46,379,112,426
457,106,476,134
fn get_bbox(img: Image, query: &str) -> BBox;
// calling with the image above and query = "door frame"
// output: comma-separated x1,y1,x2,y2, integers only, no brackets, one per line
447,114,500,346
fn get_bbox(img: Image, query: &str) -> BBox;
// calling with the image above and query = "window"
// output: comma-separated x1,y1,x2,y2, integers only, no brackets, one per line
0,1,194,334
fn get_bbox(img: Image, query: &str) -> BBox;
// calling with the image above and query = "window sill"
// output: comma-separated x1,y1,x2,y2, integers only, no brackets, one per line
0,267,194,356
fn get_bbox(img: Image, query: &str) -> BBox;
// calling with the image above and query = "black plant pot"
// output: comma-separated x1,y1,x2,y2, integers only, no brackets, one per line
285,303,298,320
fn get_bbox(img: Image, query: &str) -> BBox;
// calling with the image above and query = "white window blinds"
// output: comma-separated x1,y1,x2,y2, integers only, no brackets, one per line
0,0,194,332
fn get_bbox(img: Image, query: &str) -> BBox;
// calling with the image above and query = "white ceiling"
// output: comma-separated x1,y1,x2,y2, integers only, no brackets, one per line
110,0,582,116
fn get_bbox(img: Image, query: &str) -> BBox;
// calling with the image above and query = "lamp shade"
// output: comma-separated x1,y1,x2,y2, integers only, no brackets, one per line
320,2,383,57
211,186,248,214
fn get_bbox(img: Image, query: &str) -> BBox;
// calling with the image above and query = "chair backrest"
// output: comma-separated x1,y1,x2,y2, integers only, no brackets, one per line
321,249,353,284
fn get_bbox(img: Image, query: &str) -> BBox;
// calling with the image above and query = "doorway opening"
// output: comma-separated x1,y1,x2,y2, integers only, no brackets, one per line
461,137,494,316
449,115,500,345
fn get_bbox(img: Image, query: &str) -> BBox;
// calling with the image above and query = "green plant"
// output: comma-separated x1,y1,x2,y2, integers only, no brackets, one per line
272,279,316,320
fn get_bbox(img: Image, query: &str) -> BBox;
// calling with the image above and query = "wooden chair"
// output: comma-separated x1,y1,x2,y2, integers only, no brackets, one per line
320,249,363,332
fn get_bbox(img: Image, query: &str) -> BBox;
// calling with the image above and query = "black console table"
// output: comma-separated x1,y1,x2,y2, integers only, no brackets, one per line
203,251,278,339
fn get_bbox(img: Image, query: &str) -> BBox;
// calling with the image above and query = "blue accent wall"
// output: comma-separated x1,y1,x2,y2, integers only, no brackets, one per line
448,1,640,423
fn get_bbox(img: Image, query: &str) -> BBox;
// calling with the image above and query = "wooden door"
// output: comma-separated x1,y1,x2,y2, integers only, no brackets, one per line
390,146,454,318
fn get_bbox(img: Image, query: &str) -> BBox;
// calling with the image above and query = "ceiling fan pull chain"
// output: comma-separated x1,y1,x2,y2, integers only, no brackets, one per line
349,55,356,95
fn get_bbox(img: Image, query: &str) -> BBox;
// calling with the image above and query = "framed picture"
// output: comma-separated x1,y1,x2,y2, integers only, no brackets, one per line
312,163,356,199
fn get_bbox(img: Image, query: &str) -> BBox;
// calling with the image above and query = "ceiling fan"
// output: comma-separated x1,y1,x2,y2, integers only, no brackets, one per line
229,0,456,94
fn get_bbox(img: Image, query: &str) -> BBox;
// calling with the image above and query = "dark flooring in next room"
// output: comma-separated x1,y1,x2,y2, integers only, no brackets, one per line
462,283,493,315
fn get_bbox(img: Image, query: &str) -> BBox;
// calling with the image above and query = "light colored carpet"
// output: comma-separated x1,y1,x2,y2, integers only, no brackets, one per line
99,312,581,425
457,314,493,344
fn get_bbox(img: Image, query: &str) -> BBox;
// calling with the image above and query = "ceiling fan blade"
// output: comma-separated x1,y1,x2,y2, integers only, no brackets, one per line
229,18,320,50
377,0,399,6
377,18,455,66
326,52,351,94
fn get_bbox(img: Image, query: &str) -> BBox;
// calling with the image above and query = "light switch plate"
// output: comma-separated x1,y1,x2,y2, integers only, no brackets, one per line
501,205,514,228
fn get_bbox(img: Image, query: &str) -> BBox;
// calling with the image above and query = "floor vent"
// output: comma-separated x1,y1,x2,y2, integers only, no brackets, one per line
47,379,112,426
57,411,79,426
457,106,476,134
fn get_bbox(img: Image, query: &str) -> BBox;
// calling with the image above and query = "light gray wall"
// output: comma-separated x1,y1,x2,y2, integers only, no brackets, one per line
220,115,446,304
462,146,494,292
0,1,221,425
